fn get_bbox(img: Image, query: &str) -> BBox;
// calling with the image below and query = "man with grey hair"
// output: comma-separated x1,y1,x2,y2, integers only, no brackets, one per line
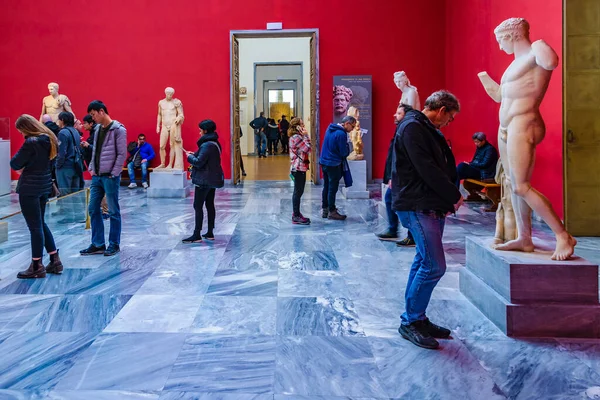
456,132,498,186
391,90,463,349
319,115,355,220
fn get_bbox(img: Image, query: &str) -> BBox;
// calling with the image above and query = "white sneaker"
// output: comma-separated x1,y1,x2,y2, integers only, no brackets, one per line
142,182,148,189
128,183,137,189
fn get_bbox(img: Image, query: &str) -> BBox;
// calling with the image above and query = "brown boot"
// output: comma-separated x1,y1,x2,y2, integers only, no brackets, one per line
328,209,347,220
17,259,46,279
46,251,63,274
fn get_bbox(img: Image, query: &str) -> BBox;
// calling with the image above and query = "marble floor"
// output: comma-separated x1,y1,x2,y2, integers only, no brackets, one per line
0,181,599,400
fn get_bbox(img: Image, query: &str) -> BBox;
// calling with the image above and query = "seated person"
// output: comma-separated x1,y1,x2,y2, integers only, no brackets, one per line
127,133,155,188
456,132,498,186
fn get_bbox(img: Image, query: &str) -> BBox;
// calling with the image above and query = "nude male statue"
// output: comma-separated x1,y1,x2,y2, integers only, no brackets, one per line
478,18,576,261
40,82,74,122
156,87,185,169
394,71,421,110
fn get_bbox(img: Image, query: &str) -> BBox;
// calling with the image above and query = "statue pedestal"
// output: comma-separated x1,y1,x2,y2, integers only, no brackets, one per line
0,221,7,243
460,236,600,338
341,160,369,199
0,140,11,196
146,169,190,198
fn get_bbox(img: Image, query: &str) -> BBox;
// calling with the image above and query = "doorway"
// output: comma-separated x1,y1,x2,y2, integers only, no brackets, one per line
564,0,600,236
230,29,320,184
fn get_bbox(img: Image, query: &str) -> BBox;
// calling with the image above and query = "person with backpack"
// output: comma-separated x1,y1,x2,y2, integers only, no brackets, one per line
183,119,224,243
56,111,85,223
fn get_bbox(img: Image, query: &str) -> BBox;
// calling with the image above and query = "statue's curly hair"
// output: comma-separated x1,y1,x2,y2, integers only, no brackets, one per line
333,85,353,102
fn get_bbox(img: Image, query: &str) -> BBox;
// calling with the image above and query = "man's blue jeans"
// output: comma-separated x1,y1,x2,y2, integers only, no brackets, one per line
384,187,399,232
127,161,148,184
397,210,447,325
321,164,343,211
89,175,121,247
255,132,267,156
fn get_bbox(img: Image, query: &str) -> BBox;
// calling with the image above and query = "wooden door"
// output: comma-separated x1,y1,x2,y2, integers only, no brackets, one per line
564,0,600,235
232,36,241,185
309,33,320,184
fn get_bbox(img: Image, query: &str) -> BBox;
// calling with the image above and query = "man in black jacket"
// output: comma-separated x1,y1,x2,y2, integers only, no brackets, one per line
249,112,268,157
456,132,498,186
377,103,415,246
391,90,463,350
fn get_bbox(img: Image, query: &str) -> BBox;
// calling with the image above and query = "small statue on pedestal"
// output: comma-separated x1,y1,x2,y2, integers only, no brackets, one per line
40,82,74,122
346,106,364,161
478,17,576,260
394,71,421,110
156,87,185,170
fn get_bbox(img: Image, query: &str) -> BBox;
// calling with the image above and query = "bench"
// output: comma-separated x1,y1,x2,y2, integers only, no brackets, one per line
463,179,500,212
120,167,154,186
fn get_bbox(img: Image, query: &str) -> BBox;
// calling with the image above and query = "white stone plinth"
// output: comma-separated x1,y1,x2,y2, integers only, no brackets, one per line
341,160,369,199
0,140,10,196
146,169,191,198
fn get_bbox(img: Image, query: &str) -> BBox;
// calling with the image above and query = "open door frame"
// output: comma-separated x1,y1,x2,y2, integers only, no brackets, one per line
230,29,320,185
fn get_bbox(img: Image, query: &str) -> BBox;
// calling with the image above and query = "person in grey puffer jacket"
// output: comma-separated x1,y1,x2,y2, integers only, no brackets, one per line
80,100,128,257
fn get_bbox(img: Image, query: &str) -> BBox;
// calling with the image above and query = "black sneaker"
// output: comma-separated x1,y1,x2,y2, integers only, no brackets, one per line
398,321,440,349
396,236,416,247
104,244,120,257
376,230,398,241
202,233,215,241
182,234,203,243
422,318,451,339
80,244,106,256
322,208,329,218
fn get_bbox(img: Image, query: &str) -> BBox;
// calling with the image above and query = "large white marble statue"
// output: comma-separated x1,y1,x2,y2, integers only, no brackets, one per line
394,71,421,110
478,17,576,261
40,82,74,122
156,87,185,170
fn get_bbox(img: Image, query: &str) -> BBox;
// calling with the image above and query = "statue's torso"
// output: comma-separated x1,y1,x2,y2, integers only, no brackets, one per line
43,94,69,120
499,51,552,128
159,99,180,128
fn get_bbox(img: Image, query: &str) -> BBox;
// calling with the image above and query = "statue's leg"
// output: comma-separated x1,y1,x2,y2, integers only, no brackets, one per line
501,123,576,260
493,128,534,252
494,202,504,244
167,129,175,169
158,126,168,168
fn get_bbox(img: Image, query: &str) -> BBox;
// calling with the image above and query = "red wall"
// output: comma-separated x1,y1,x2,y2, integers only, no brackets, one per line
444,0,564,217
0,0,446,181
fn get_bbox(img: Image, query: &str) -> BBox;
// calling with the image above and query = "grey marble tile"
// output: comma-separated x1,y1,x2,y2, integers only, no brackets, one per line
277,251,338,271
277,270,349,298
275,336,386,397
0,390,161,399
190,296,276,335
277,297,364,337
56,333,187,390
368,337,506,399
46,294,132,332
159,393,272,400
104,295,203,333
353,298,404,338
0,294,60,331
206,269,278,296
164,335,276,393
0,269,92,295
462,338,600,400
0,332,97,389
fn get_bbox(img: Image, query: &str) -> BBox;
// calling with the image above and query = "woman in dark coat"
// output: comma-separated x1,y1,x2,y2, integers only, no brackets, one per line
10,114,63,278
183,119,224,243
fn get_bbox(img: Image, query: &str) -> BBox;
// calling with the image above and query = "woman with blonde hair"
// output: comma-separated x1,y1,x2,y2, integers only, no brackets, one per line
288,117,311,225
10,114,63,278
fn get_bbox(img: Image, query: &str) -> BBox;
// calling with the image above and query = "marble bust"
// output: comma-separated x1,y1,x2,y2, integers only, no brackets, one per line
478,17,576,261
393,71,421,110
156,87,185,170
333,85,353,123
346,106,364,161
40,82,74,122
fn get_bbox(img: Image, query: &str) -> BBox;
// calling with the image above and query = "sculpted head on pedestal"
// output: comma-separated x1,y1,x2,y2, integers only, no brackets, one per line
48,82,59,96
393,71,409,90
494,18,530,54
333,85,353,115
165,87,175,100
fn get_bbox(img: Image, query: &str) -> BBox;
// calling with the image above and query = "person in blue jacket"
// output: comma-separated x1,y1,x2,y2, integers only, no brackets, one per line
319,115,355,220
127,133,155,189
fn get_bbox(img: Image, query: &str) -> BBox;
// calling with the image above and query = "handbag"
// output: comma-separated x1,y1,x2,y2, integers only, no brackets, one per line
342,158,353,188
66,127,85,176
